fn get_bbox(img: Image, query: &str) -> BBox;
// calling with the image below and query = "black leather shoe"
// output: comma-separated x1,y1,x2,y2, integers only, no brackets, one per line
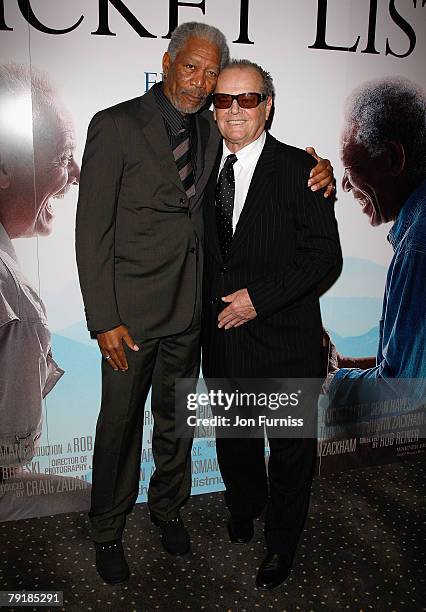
256,553,292,590
94,540,129,584
227,516,254,544
152,514,190,556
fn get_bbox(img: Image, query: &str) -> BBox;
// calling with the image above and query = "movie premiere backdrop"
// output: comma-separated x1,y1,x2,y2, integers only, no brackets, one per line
0,1,424,521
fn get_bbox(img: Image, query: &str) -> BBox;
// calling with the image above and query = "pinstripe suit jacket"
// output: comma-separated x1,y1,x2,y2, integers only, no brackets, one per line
201,132,342,378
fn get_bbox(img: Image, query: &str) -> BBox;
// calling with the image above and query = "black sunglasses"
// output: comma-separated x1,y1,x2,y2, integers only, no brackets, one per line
212,92,268,109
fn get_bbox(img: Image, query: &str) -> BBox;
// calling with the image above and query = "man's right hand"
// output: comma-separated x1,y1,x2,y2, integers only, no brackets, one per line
97,325,139,371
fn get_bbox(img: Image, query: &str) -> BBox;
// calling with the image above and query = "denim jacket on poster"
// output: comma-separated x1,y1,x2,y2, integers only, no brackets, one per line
330,179,426,406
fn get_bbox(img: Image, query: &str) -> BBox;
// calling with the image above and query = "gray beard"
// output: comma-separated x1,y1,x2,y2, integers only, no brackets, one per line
170,94,206,115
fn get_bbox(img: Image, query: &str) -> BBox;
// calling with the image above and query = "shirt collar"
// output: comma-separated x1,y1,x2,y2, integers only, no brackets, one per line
0,222,18,263
153,81,190,137
388,179,426,250
221,131,266,169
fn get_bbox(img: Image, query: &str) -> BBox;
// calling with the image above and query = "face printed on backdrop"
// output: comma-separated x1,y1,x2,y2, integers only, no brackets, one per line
0,71,80,240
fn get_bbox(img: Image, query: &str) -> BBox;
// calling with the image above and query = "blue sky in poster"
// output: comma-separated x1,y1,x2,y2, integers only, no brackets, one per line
38,240,388,501
51,255,386,352
45,253,387,443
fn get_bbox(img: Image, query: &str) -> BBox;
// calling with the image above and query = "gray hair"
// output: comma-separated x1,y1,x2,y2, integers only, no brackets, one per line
222,59,275,98
345,76,426,181
167,22,229,70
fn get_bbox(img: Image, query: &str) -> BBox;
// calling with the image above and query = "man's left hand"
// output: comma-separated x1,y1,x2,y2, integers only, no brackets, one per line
218,289,257,329
306,146,336,198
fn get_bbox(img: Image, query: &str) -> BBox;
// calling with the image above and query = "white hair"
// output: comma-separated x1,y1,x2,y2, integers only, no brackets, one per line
345,76,426,181
0,63,65,149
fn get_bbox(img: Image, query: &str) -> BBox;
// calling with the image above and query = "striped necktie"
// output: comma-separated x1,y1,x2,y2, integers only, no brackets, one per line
215,153,238,260
173,119,196,199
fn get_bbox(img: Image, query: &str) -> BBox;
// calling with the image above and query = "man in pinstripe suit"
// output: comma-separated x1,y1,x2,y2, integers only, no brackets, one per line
202,60,342,590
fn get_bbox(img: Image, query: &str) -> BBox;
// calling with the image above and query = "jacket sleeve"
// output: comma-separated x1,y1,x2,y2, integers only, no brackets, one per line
75,110,124,333
247,160,342,318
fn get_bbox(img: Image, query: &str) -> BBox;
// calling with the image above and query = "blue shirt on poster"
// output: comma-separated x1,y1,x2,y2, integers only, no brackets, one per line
331,179,426,403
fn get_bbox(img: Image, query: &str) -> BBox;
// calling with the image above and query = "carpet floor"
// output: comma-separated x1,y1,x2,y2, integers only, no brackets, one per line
1,458,424,612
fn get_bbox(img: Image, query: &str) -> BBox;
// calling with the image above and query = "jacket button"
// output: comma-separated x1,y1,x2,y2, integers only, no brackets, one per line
190,247,196,254
220,266,227,273
180,197,186,205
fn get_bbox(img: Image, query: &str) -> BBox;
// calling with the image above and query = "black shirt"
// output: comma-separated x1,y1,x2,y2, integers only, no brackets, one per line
153,82,197,173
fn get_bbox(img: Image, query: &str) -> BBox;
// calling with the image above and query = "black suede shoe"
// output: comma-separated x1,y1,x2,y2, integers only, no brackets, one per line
152,514,190,556
255,553,292,590
94,540,129,584
227,516,254,544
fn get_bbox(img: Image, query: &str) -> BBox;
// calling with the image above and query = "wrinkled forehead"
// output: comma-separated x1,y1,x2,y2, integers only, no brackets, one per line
340,123,365,163
35,100,73,133
33,103,75,150
173,36,221,66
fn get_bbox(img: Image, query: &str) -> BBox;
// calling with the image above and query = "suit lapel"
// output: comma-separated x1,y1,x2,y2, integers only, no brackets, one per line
195,113,206,184
192,111,221,208
229,133,276,257
140,92,221,201
204,149,223,263
140,90,185,193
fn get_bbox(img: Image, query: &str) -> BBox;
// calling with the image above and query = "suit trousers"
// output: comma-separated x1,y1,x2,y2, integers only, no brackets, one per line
89,319,200,543
216,435,317,559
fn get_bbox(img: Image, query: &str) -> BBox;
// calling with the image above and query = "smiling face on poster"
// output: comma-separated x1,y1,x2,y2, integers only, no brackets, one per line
340,77,426,229
0,64,89,521
0,65,80,239
320,76,426,473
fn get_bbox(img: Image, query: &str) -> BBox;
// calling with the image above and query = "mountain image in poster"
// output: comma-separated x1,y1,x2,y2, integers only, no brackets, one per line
330,327,379,357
